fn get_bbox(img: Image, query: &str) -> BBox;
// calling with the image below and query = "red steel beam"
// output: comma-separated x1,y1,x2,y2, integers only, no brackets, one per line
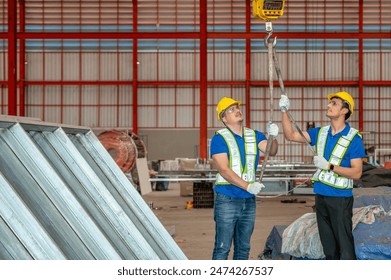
0,31,389,40
208,32,391,39
11,80,391,87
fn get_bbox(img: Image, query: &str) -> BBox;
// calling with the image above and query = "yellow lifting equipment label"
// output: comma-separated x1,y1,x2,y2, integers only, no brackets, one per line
252,0,285,21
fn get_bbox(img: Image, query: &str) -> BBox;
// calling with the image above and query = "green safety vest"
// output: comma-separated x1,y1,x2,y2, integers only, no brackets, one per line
311,125,359,189
215,128,257,185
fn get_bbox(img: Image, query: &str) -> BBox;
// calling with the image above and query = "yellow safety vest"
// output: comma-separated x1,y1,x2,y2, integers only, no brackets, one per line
215,128,257,185
311,125,359,189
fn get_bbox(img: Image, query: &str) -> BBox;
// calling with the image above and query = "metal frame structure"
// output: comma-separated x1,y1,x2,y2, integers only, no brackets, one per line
0,0,390,159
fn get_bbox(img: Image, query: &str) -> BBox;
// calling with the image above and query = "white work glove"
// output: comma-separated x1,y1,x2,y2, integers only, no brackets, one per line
313,155,330,170
279,94,290,112
267,121,279,137
247,182,265,195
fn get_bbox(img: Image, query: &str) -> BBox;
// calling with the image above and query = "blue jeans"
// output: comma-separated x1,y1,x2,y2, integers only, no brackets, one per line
212,192,256,260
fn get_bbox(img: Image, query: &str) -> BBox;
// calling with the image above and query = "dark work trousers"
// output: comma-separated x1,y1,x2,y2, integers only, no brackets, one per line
315,194,356,260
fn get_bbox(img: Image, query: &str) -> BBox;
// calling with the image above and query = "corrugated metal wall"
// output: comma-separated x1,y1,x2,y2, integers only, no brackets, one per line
0,0,390,162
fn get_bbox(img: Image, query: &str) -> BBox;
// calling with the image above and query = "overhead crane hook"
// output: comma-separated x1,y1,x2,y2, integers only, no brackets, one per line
264,29,277,48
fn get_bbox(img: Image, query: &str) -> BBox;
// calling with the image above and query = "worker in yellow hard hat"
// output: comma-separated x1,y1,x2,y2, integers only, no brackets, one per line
210,96,279,260
327,91,354,120
279,91,365,260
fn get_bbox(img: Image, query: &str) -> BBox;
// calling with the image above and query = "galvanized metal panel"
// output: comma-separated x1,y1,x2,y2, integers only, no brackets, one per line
158,87,175,105
364,53,381,80
31,131,137,259
383,53,391,80
176,106,195,127
82,53,99,81
138,52,158,81
37,127,160,260
119,53,133,81
233,52,246,80
139,0,199,27
26,85,44,105
138,107,157,127
70,131,187,260
363,87,391,146
100,53,118,81
0,116,186,260
0,126,93,259
80,85,98,127
0,216,33,260
158,106,175,127
99,86,122,127
208,52,248,81
44,53,62,81
0,172,65,260
251,52,267,81
63,85,81,106
3,123,123,260
118,85,133,127
138,88,157,127
157,88,175,127
24,0,133,26
211,53,232,80
25,53,43,81
288,53,306,81
307,53,324,80
0,54,6,80
176,87,198,104
159,53,176,81
177,53,199,81
63,53,81,80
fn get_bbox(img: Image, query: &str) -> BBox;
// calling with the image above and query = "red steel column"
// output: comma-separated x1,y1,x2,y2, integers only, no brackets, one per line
132,0,139,134
199,0,207,159
7,0,17,115
19,0,26,116
358,0,364,132
245,0,251,125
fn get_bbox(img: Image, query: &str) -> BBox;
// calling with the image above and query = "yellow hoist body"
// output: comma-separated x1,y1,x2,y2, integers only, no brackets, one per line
252,0,285,21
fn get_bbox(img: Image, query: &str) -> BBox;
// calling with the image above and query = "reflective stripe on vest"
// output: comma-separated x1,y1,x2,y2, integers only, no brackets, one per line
215,128,257,185
311,125,359,189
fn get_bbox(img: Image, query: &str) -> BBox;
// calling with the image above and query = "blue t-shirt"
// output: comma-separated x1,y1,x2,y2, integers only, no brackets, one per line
210,127,267,198
307,123,366,197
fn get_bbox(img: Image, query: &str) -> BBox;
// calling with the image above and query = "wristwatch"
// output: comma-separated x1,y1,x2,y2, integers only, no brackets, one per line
329,164,335,171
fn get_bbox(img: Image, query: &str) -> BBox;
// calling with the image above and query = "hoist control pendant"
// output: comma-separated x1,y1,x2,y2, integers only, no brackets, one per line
252,0,285,21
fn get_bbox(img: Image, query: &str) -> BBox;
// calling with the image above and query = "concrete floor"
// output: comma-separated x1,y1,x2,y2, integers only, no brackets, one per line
142,183,315,260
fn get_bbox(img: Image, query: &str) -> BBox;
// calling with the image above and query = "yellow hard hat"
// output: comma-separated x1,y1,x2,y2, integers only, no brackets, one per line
216,97,241,121
327,91,354,115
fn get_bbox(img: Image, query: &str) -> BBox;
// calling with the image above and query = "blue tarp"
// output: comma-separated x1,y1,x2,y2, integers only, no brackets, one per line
261,187,391,260
354,215,391,260
261,215,391,260
353,186,391,212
